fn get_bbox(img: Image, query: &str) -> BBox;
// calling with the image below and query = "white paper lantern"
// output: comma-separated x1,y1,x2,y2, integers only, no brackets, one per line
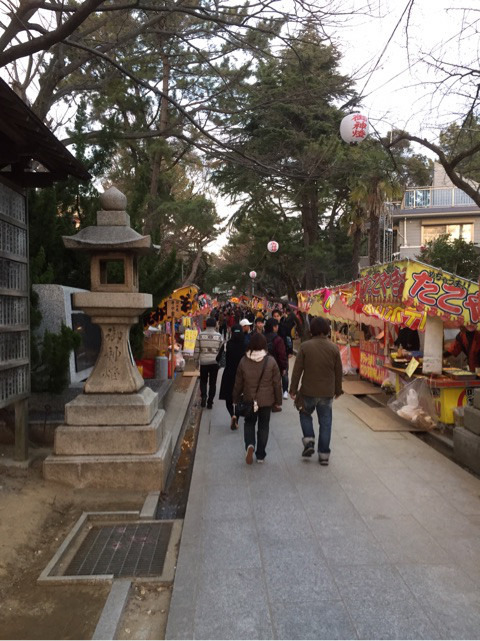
340,113,369,144
267,240,279,253
249,270,257,279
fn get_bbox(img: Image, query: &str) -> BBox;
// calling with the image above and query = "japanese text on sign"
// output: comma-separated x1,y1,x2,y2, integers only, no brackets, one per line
407,269,479,324
359,266,406,304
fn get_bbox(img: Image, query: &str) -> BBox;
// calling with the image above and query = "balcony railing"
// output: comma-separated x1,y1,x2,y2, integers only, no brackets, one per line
403,187,477,209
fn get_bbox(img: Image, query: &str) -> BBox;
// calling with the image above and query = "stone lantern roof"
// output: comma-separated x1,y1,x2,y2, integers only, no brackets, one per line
62,186,151,254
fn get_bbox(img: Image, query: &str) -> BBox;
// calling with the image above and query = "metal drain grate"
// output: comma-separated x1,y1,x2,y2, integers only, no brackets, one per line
65,522,173,578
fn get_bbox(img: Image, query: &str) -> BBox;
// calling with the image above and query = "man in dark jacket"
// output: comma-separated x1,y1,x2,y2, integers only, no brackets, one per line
272,309,292,398
289,317,343,465
265,317,288,383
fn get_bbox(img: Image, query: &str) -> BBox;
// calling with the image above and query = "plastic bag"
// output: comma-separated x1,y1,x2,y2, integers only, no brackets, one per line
339,344,356,375
387,377,437,430
174,343,185,371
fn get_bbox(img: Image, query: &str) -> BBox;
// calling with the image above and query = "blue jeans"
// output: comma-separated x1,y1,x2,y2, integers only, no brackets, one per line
299,396,333,454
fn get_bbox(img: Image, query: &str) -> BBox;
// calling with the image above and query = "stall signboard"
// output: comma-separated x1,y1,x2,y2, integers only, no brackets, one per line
360,260,480,328
183,329,198,355
359,263,406,305
359,339,388,385
145,284,199,326
361,303,427,331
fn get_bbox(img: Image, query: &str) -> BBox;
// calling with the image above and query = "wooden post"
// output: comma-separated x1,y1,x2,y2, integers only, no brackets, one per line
423,315,443,375
14,398,28,461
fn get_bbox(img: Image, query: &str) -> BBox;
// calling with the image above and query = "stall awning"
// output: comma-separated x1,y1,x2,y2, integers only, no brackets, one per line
359,260,479,328
297,259,479,330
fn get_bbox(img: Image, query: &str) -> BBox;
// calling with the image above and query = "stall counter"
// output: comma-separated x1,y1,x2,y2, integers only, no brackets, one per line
384,364,480,424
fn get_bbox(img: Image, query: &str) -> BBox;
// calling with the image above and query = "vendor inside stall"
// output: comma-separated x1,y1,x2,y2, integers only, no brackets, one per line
394,327,420,352
444,324,480,373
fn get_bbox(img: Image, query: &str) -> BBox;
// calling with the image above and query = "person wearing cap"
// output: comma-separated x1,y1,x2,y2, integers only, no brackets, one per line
194,317,223,408
240,318,252,349
219,324,246,430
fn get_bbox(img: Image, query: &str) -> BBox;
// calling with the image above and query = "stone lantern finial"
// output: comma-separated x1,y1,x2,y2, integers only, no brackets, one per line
99,186,127,211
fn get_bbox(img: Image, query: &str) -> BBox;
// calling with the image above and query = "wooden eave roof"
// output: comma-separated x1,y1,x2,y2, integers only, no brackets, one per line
0,78,91,187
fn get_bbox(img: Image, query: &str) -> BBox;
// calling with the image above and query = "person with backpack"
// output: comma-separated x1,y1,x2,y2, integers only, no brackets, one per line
233,333,282,464
264,318,288,386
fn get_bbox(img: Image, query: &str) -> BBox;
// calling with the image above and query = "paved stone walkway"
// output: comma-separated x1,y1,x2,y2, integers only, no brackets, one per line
166,372,480,640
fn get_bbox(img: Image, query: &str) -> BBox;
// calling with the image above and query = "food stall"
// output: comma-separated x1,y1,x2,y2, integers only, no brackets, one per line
297,259,480,424
356,260,480,424
297,284,384,377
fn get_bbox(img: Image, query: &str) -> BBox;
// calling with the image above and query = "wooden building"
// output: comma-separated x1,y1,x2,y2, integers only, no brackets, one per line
0,78,90,459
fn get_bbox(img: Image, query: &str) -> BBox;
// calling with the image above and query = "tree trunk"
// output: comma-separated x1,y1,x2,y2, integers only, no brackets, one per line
146,52,170,233
368,209,379,265
182,245,204,286
351,226,362,278
299,183,319,290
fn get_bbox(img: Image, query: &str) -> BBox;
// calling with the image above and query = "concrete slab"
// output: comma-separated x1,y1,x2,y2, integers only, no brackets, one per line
64,386,158,426
54,409,165,455
166,362,480,640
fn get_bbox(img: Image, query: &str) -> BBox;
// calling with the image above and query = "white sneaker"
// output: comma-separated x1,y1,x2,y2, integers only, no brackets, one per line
283,391,289,399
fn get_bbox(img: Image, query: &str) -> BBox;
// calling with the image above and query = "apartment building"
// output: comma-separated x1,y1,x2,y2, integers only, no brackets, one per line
392,162,480,259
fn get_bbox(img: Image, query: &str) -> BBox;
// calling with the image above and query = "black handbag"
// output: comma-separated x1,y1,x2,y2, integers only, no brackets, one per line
236,356,268,417
216,343,226,368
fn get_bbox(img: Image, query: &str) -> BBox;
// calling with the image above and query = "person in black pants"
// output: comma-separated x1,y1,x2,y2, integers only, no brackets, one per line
194,317,223,408
219,324,245,430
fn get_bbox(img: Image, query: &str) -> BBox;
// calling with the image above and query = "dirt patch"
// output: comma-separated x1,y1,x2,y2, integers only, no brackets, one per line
0,452,146,640
117,584,172,640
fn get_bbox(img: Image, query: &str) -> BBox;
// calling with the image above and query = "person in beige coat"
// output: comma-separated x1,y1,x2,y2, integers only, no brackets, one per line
289,317,343,465
233,333,282,464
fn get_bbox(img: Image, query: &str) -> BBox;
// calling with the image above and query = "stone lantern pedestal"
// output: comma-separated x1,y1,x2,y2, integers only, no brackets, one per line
43,188,169,490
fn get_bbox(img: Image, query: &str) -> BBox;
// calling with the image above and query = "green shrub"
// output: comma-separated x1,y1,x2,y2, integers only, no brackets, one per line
31,324,82,394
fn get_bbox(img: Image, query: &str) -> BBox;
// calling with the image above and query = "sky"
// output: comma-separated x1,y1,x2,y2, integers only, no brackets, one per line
208,0,479,251
334,0,476,138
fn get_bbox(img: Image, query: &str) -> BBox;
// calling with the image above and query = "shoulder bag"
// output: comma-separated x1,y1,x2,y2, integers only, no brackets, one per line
216,343,226,368
236,356,269,417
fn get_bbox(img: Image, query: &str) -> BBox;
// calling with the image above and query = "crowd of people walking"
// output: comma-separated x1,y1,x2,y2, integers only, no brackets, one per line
194,304,343,466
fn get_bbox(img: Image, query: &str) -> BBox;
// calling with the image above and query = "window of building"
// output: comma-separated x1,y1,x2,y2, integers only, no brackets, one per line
421,223,473,244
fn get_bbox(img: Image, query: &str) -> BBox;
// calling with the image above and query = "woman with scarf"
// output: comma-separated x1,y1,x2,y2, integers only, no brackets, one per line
233,332,282,464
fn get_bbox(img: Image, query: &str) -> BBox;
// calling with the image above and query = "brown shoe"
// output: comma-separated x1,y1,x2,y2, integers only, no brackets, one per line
245,444,254,465
230,415,238,430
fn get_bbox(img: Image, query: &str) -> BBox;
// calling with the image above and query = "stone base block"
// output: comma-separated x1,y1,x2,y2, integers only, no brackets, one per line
54,409,165,455
43,432,172,490
65,386,158,426
453,427,480,476
474,389,480,411
464,406,480,436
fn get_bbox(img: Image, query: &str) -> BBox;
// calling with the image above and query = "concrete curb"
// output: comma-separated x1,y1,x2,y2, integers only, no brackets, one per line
92,580,132,640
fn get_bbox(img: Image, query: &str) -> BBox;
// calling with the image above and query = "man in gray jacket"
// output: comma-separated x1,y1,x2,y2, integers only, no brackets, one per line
194,317,223,408
289,317,343,465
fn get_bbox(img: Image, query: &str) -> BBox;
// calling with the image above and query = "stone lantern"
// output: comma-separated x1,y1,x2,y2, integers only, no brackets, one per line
44,188,168,490
62,186,151,393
